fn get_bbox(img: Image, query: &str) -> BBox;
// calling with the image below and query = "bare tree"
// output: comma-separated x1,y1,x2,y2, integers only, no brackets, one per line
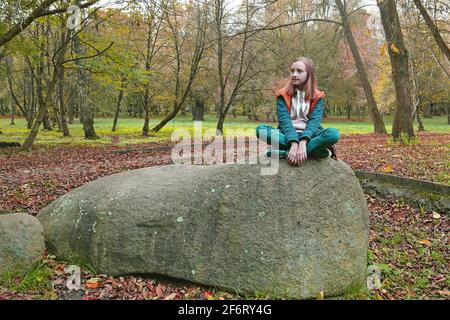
57,17,70,137
377,0,415,140
151,0,209,132
335,0,387,133
214,0,270,135
5,55,18,125
0,0,99,49
21,29,72,151
412,0,450,64
112,78,127,132
141,0,165,136
72,0,99,139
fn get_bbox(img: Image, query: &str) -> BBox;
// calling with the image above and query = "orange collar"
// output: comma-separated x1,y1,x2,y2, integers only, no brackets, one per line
276,87,325,114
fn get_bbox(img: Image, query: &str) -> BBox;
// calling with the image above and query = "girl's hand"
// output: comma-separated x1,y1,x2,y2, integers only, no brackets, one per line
288,142,299,166
296,140,308,165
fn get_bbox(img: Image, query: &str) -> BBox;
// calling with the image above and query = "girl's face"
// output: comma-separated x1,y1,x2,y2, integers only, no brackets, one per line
290,61,308,88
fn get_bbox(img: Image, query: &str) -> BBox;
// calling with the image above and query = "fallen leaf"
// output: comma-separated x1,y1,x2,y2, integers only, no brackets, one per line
432,211,441,219
85,282,99,289
438,290,450,296
54,269,65,276
156,284,164,298
104,284,113,291
375,292,384,300
163,293,177,300
382,165,395,173
203,291,215,300
316,291,324,300
417,239,431,245
52,279,64,286
86,277,101,289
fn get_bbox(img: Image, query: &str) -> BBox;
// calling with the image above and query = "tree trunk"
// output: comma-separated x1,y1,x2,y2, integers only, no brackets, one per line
218,96,242,132
21,74,57,151
72,43,98,137
142,10,158,136
424,103,432,118
21,30,70,151
51,92,62,132
112,83,125,132
151,2,206,132
5,55,17,126
72,9,99,139
215,1,226,134
151,63,202,133
29,64,36,129
378,0,415,140
67,86,74,124
192,96,205,121
416,107,424,131
215,0,254,135
36,44,52,131
10,101,15,125
42,114,52,130
58,62,70,137
447,104,450,124
141,20,152,135
336,0,387,134
25,60,35,129
142,86,151,136
412,0,450,64
216,106,226,134
23,58,29,123
42,19,54,131
409,50,424,132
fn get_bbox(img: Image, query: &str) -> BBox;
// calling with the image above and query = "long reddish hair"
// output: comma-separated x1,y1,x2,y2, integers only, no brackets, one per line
279,57,318,101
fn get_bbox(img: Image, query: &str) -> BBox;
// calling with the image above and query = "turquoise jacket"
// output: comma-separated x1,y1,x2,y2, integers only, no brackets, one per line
276,96,325,145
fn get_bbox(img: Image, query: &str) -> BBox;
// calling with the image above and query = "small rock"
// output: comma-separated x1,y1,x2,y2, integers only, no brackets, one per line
0,213,45,275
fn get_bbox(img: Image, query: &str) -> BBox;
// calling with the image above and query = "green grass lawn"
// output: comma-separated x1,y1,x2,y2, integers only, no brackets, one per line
0,114,448,147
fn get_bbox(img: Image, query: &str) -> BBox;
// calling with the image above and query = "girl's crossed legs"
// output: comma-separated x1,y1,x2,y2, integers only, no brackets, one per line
256,124,340,159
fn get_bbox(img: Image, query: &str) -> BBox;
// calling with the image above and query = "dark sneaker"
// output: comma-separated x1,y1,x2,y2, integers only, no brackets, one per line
327,144,338,160
263,147,272,157
264,148,288,158
316,149,331,160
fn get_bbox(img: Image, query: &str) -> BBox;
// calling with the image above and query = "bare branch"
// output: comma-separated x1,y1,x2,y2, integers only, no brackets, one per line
228,18,342,38
63,42,114,64
0,0,100,47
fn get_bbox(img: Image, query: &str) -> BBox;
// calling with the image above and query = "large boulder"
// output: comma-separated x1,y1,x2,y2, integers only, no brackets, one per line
38,159,369,299
0,213,45,275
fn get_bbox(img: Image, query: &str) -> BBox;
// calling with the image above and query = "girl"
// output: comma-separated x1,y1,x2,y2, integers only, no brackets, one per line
256,57,340,166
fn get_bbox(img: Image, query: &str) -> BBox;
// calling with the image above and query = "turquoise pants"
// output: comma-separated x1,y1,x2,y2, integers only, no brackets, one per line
256,125,340,158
